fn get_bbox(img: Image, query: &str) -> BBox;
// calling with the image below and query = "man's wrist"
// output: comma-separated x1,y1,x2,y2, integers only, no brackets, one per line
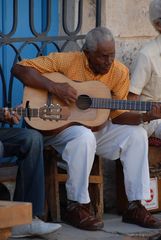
139,113,145,124
140,112,154,124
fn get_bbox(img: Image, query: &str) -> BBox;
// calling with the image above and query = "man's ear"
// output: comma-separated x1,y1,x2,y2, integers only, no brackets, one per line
153,20,161,32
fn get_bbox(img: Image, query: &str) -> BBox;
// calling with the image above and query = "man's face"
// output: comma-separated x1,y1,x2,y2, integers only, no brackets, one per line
85,40,115,75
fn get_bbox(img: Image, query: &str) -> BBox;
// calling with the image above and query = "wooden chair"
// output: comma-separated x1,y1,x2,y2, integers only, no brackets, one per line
44,147,104,221
0,148,104,223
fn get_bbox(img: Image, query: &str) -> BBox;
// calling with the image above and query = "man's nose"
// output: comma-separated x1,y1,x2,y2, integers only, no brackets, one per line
103,56,113,64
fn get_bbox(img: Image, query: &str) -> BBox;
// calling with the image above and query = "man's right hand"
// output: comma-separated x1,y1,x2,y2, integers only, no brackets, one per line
53,82,77,105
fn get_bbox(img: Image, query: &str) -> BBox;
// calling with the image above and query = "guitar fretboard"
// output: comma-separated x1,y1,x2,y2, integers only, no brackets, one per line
0,108,39,118
91,98,154,111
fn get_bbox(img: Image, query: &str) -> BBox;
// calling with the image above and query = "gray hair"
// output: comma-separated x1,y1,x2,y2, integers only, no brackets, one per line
149,0,161,23
82,27,114,52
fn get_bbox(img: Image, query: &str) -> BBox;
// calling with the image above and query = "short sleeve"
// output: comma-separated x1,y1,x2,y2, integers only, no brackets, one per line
130,52,151,95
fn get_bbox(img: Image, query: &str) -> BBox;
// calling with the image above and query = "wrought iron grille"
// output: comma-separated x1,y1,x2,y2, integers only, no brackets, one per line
0,0,101,109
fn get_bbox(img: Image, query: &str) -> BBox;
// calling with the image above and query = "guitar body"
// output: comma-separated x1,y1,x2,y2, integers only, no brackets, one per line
23,72,111,133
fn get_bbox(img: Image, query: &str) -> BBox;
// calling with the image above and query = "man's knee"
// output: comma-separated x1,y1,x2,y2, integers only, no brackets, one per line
65,127,96,151
23,129,43,147
129,126,148,144
79,128,96,148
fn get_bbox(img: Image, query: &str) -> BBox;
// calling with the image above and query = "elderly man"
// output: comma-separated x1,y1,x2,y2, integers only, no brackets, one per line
0,109,61,237
128,0,161,139
12,26,161,230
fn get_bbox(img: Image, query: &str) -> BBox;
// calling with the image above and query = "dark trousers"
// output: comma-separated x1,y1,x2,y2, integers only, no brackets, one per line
0,128,45,217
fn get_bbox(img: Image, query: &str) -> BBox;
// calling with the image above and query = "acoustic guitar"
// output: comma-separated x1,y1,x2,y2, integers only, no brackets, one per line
22,72,154,133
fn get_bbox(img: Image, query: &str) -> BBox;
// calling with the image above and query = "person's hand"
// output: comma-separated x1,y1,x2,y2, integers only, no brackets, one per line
52,82,77,105
3,108,20,125
148,103,161,120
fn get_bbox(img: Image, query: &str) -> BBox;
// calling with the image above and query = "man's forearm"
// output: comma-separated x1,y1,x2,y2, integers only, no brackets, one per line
11,64,53,92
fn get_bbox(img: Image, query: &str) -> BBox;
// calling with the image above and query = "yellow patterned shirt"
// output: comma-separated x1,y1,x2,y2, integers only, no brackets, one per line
19,51,130,119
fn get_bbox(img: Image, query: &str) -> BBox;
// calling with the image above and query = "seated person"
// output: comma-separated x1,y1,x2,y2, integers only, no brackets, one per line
12,26,161,230
128,0,161,140
0,108,61,237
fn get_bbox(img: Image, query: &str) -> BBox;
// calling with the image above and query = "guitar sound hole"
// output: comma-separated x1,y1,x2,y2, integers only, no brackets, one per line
76,95,92,110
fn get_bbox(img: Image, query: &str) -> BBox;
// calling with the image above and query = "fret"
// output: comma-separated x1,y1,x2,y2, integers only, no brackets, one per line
91,98,155,111
0,108,40,118
107,99,111,109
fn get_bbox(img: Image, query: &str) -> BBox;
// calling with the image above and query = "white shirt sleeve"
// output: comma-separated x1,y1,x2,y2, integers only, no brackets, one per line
130,52,152,95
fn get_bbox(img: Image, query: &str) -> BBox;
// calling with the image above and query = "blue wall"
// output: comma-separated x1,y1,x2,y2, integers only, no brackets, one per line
0,0,59,108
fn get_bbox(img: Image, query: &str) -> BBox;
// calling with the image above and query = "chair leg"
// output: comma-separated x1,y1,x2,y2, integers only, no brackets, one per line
44,148,61,222
89,156,103,219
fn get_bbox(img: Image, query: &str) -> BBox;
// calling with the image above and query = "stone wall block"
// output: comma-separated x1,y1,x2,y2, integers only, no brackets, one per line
115,38,153,73
102,0,157,37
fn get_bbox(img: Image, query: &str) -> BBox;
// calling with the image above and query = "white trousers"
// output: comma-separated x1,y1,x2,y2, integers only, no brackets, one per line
44,121,150,203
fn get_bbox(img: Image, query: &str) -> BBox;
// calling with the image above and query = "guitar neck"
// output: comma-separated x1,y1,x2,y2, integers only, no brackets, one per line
0,108,39,118
91,98,154,111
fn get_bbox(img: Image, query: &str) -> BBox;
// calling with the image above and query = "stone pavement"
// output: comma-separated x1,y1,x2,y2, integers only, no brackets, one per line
9,213,161,240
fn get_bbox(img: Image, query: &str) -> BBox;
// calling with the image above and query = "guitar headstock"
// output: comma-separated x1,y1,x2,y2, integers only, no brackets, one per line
39,104,70,121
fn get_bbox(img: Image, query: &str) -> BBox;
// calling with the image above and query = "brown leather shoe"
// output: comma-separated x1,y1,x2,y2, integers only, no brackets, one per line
63,202,104,231
122,201,161,229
